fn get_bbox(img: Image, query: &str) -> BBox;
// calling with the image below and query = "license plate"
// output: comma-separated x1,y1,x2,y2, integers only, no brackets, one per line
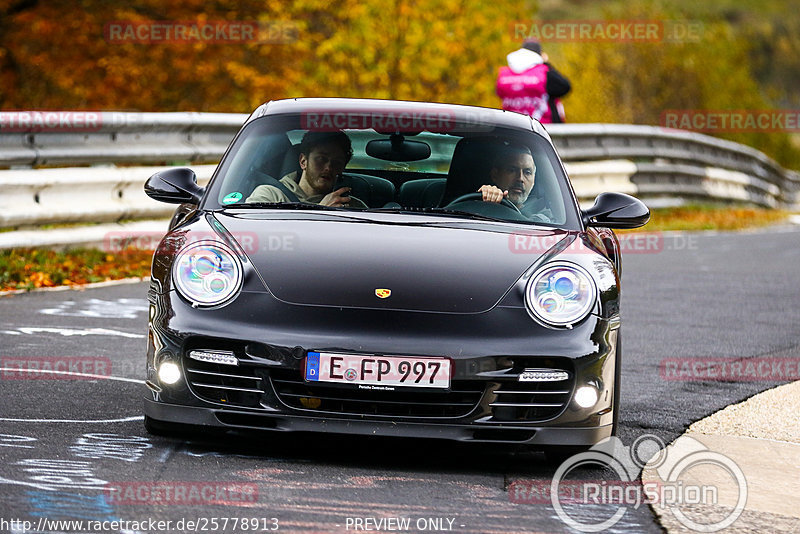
305,351,451,389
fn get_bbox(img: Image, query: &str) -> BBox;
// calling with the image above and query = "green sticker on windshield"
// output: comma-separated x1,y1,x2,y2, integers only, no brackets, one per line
222,192,243,204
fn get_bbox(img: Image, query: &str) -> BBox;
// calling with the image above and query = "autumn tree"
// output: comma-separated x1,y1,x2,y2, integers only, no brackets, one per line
1,0,798,168
0,0,533,110
0,0,305,111
542,1,800,168
289,0,532,107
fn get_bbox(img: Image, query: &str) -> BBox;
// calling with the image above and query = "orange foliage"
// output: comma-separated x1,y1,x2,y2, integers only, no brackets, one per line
0,248,153,292
0,0,532,112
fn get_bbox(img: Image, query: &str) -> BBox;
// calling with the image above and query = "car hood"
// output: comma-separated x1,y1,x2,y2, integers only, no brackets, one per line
215,212,570,313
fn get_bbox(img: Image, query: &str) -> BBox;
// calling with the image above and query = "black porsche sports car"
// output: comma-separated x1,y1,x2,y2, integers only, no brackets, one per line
143,98,649,452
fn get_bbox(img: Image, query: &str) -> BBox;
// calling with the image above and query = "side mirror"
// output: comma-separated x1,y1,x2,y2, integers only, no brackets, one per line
144,168,205,205
583,192,650,229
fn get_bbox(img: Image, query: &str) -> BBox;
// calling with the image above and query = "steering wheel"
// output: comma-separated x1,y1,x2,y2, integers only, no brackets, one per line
445,192,521,213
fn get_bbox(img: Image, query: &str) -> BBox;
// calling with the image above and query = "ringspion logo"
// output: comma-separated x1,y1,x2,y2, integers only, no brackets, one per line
538,435,747,532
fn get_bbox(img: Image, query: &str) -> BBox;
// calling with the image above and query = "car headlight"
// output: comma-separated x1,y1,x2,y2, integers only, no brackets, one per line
525,261,597,327
173,241,243,307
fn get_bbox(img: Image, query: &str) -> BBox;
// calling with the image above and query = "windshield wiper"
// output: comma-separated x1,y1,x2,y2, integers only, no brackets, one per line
374,206,505,222
223,202,337,211
228,203,512,223
427,208,509,222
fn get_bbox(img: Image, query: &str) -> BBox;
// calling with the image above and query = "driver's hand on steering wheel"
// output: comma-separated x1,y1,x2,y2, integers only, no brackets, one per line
478,185,508,203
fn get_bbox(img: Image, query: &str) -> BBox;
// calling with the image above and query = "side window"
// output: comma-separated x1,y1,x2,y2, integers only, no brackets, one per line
218,133,291,205
529,146,565,224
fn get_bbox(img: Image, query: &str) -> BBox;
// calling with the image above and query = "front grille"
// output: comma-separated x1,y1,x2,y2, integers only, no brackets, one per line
269,369,485,418
185,359,265,408
489,378,573,422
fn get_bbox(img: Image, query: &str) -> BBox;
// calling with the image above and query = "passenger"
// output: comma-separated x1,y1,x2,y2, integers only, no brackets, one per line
477,144,552,221
246,131,366,208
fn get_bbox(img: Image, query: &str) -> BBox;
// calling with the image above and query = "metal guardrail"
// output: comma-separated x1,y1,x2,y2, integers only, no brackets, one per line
0,112,798,234
0,111,246,167
0,165,217,229
0,112,244,231
546,123,800,210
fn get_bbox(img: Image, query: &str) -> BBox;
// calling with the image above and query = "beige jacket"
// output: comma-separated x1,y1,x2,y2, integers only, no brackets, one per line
246,173,367,208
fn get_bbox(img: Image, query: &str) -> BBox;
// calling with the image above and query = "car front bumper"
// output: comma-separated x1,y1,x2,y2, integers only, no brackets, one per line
144,286,620,447
144,398,613,446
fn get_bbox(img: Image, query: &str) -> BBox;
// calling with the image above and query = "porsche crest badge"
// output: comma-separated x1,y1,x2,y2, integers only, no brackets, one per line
375,288,391,299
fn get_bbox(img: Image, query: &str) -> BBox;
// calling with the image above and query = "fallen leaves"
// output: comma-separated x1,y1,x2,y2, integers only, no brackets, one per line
1,248,153,292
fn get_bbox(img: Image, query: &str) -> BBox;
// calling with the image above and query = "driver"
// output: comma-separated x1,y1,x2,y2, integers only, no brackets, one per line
477,144,552,221
246,130,366,208
477,144,535,209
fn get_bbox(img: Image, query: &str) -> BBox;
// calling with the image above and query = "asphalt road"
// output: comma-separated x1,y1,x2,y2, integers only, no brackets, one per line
1,226,798,534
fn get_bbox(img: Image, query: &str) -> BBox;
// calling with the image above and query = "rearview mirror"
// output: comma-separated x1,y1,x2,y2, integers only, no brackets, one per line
583,192,650,229
144,168,205,205
366,134,431,162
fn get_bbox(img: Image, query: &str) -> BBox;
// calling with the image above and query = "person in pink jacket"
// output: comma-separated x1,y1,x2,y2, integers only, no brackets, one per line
496,40,571,123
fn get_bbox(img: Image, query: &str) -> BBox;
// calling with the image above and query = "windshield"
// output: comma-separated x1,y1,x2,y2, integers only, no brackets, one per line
204,112,580,228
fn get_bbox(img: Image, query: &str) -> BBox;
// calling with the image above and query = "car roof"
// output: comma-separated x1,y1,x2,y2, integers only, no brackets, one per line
245,97,551,140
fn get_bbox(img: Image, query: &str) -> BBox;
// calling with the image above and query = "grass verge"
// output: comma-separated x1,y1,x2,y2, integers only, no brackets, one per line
624,204,792,232
0,248,152,292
